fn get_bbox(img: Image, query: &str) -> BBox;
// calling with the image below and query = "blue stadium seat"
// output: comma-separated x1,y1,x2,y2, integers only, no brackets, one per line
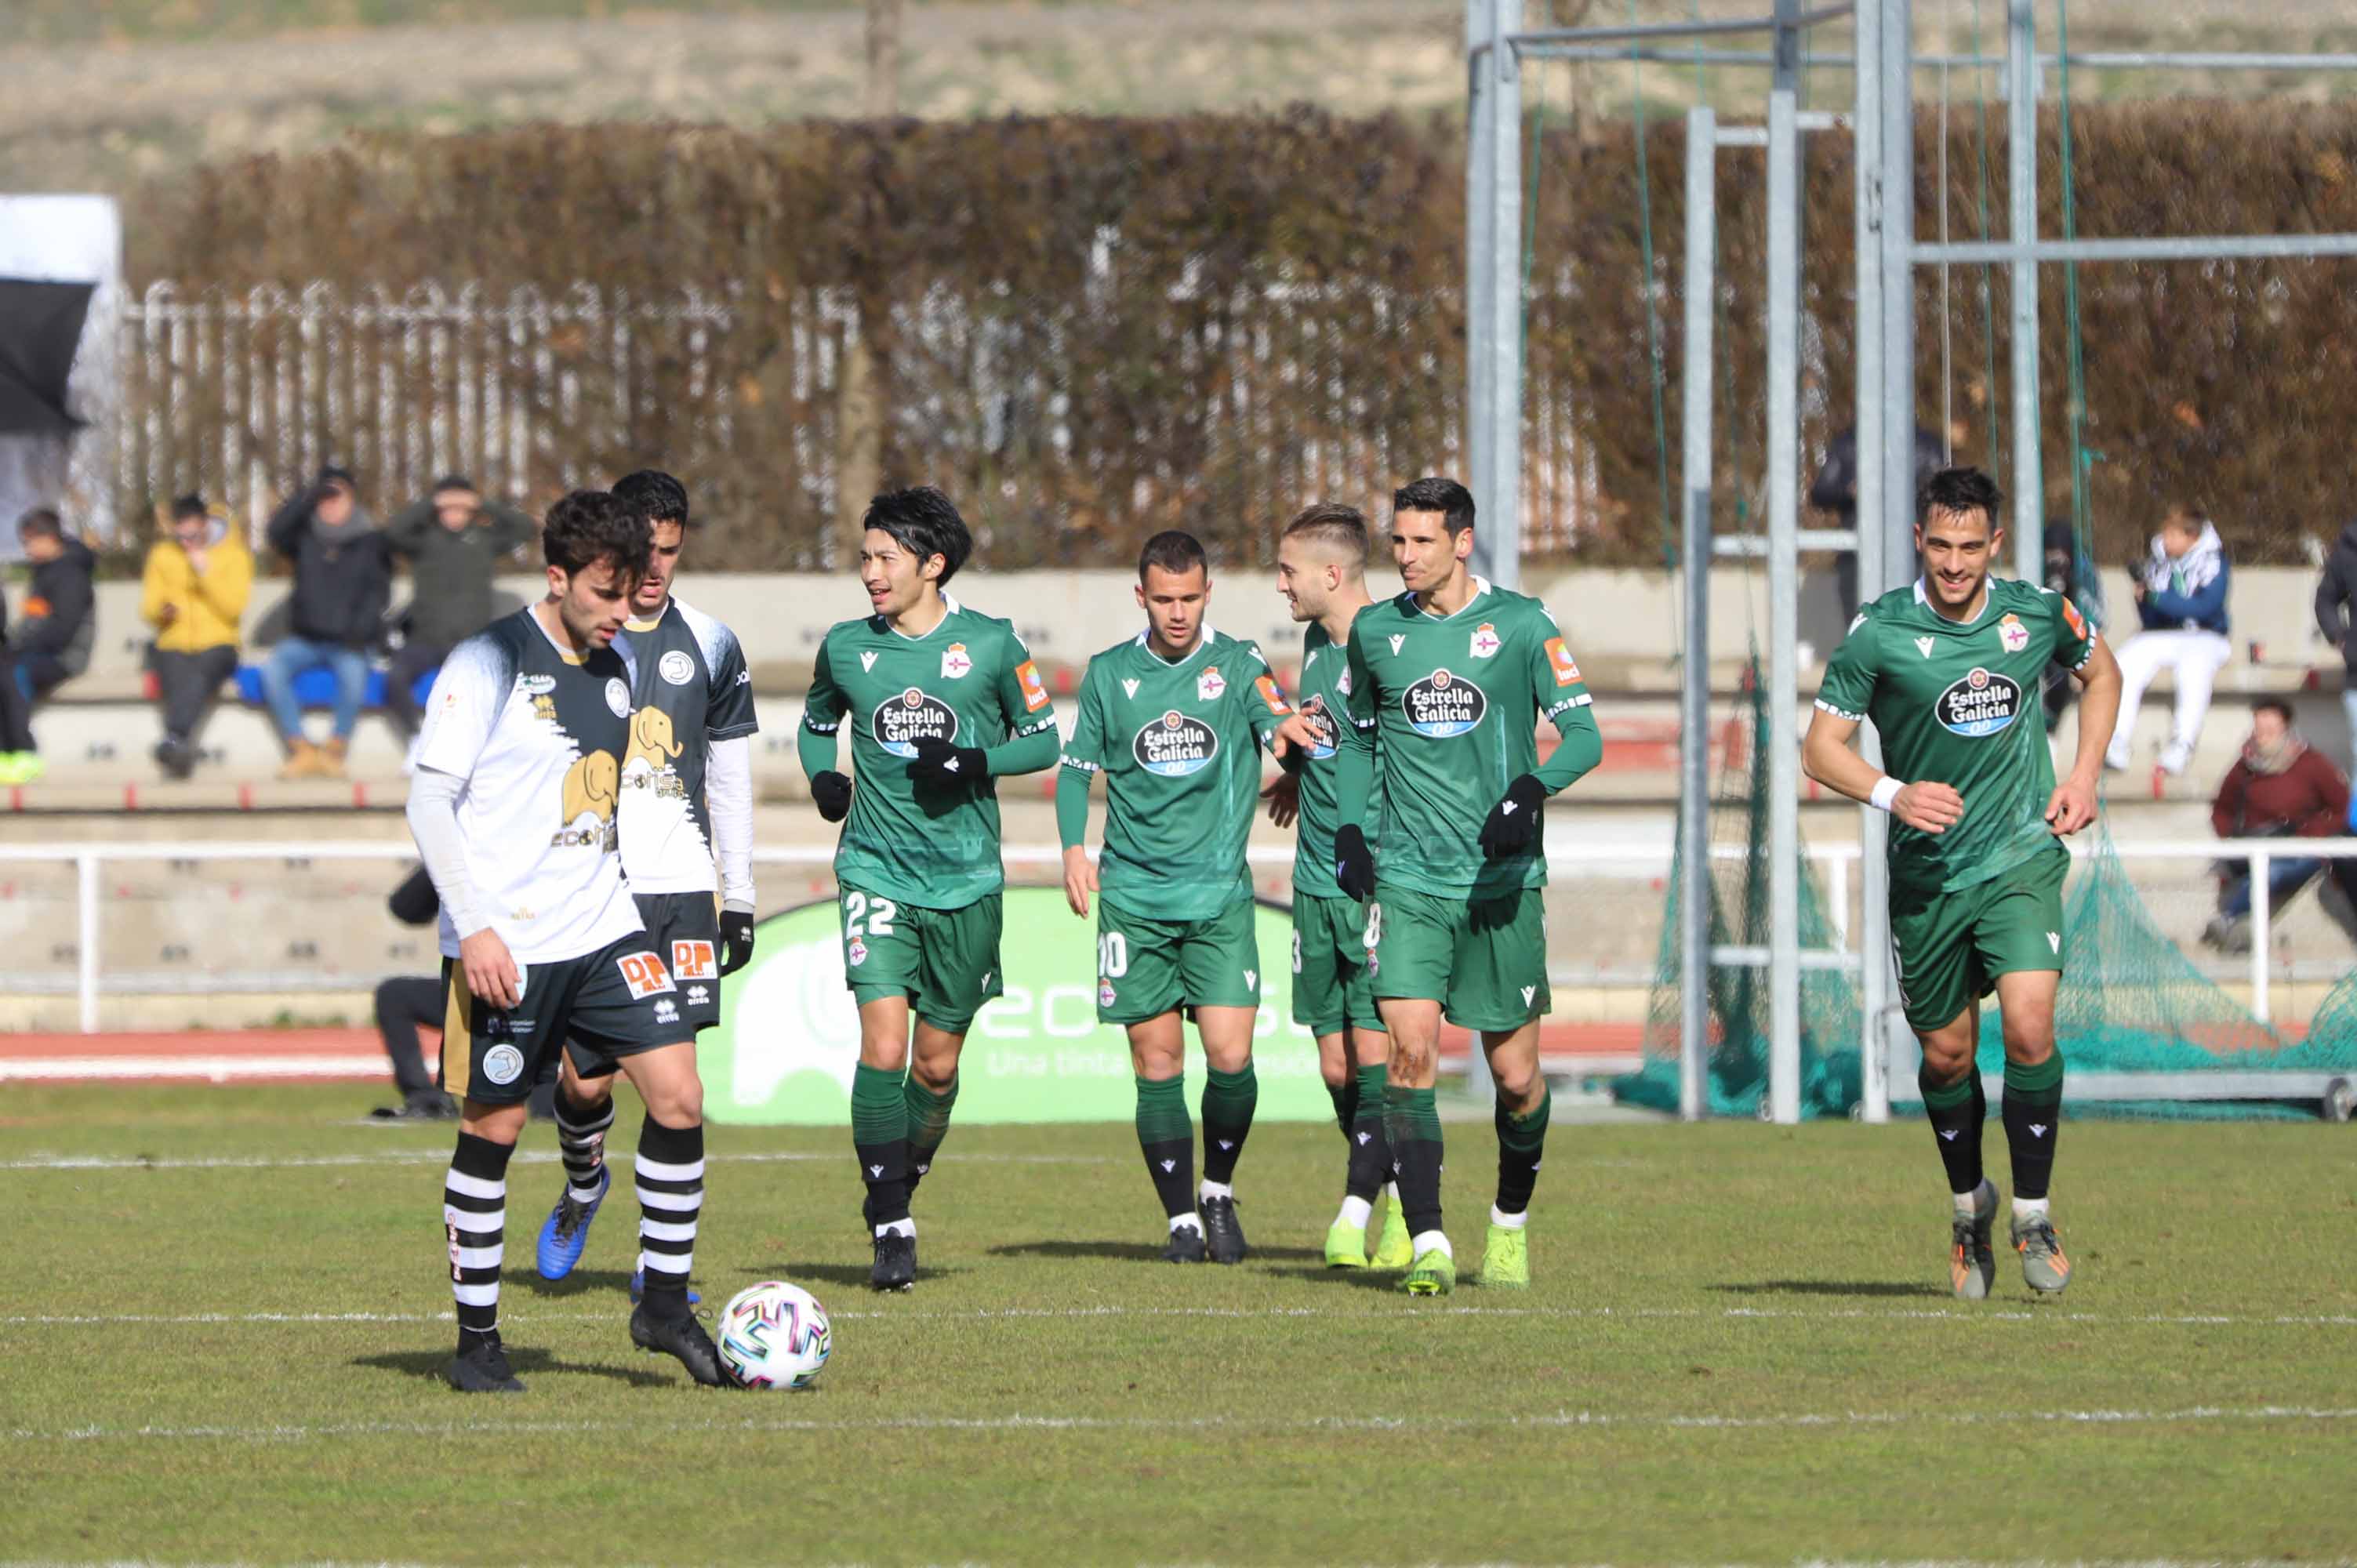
232,663,435,711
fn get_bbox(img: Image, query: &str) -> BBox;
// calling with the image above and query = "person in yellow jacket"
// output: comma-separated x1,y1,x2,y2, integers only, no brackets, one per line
141,494,252,779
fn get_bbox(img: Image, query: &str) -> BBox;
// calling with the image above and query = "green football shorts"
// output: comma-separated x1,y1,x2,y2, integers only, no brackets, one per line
1888,844,2068,1033
1366,881,1551,1033
1291,891,1384,1039
1095,896,1262,1025
838,884,1004,1035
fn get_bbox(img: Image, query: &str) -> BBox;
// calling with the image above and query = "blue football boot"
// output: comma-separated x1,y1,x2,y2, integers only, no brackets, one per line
535,1165,608,1280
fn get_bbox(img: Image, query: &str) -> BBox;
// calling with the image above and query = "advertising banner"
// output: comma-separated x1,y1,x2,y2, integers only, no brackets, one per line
704,886,1334,1125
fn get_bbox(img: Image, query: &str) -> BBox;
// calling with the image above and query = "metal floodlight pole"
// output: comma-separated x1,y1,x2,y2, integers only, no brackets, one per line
1766,81,1805,1127
1466,0,1498,560
1918,233,2357,263
1487,0,1527,594
2007,0,2043,584
1853,0,1892,1123
1876,0,1919,1107
1680,107,1719,1123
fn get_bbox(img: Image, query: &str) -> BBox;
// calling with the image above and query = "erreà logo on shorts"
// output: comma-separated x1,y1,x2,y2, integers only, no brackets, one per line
1133,710,1218,776
870,687,957,757
1936,666,2021,737
1403,667,1487,738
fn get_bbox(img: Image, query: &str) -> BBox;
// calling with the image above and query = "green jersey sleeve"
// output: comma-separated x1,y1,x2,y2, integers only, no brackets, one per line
1238,639,1293,746
2050,591,2097,673
1061,659,1108,774
1814,610,1882,723
1527,611,1594,730
803,636,850,733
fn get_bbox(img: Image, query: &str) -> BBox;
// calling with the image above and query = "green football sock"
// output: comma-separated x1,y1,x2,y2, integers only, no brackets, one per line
1346,1063,1390,1200
1200,1062,1258,1185
851,1062,910,1227
903,1073,960,1192
1135,1074,1195,1219
1326,1075,1356,1136
1384,1083,1444,1236
2001,1051,2065,1200
1493,1084,1550,1215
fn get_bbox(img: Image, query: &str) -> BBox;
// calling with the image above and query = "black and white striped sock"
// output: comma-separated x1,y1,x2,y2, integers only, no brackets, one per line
443,1131,514,1345
634,1118,704,1319
555,1088,616,1203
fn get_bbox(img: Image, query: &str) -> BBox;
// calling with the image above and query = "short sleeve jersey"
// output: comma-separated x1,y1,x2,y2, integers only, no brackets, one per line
612,596,760,896
1060,626,1292,922
1343,577,1593,898
412,607,645,964
1815,575,2096,894
802,594,1055,912
1291,613,1385,900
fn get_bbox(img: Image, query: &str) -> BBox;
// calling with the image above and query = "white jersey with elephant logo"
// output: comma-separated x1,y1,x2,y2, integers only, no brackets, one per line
612,596,760,895
414,606,645,963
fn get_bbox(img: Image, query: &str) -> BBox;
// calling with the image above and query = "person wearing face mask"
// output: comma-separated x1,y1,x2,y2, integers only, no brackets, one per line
140,494,253,780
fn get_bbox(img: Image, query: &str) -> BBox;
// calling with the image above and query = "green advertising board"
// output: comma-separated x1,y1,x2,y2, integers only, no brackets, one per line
703,886,1332,1125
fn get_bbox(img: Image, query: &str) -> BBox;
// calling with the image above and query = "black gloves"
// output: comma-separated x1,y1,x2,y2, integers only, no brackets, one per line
1478,773,1547,857
1334,823,1376,902
718,909,756,976
910,737,988,789
1274,735,1307,775
812,770,853,822
387,866,439,927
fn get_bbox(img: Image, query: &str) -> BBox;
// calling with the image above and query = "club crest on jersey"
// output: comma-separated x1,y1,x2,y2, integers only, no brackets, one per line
658,649,695,686
482,1044,525,1086
1403,666,1487,739
604,677,630,717
1469,622,1502,659
870,687,959,757
1336,666,1352,696
1935,666,2022,737
1298,696,1339,759
1998,613,2030,653
941,642,972,679
1197,666,1226,702
1133,710,1219,777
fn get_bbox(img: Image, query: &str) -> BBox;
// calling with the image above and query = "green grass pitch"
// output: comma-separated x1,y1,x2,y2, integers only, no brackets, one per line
3,1084,2352,1564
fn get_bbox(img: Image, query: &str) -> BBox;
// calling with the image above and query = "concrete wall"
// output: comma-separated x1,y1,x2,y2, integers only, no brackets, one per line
16,561,2341,685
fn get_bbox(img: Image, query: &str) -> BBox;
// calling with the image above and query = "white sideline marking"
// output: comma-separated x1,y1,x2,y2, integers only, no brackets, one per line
5,1304,2352,1328
0,1055,390,1083
0,1151,1109,1173
9,1404,2355,1445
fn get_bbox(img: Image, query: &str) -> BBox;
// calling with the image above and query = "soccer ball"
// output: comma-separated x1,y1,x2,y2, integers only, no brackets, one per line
715,1280,832,1390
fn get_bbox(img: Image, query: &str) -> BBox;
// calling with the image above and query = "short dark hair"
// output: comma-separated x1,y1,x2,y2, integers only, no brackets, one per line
1918,466,2004,530
542,488,650,580
2163,504,2210,536
1137,529,1208,584
430,474,475,497
1393,477,1476,537
863,485,972,586
170,493,208,521
316,465,357,492
613,469,690,528
16,507,62,540
2253,696,2295,725
1281,502,1368,560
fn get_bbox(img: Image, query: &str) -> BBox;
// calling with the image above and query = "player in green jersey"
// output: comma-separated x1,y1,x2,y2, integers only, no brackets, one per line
1804,466,2122,1299
1057,530,1320,1264
1261,503,1410,1270
800,487,1062,1290
1331,477,1603,1296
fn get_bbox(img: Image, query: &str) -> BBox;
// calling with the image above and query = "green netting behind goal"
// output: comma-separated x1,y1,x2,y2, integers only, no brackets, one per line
1618,669,1862,1120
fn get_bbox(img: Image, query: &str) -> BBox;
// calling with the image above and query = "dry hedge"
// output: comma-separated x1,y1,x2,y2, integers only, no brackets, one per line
140,103,2357,569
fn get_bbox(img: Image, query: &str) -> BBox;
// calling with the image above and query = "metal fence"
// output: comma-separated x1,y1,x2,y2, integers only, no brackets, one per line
106,278,1614,561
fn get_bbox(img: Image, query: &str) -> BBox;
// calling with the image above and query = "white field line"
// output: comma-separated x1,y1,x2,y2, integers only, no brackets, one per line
0,1150,1110,1173
9,1404,2355,1445
3,1304,2351,1328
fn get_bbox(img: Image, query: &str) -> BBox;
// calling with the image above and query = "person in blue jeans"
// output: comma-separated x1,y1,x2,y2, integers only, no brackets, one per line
260,466,390,779
2201,698,2355,953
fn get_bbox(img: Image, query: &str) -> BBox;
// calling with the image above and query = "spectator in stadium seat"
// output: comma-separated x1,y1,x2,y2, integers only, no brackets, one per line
260,466,390,782
1810,422,1946,622
2308,515,2357,778
2201,697,2353,954
383,474,536,744
140,495,253,780
0,507,98,785
2107,506,2232,777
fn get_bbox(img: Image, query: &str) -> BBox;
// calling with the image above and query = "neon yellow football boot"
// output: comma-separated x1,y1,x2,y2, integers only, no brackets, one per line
1371,1195,1413,1270
1324,1215,1370,1269
1396,1245,1456,1296
1475,1222,1529,1288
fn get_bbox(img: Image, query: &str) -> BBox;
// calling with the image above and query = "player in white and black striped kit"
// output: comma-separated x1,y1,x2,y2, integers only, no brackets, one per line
408,490,726,1392
530,471,761,1298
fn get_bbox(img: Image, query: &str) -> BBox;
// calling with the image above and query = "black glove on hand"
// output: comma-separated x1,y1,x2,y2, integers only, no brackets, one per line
812,770,853,822
1275,735,1307,775
718,909,756,976
910,736,989,789
1334,823,1377,902
1478,773,1547,857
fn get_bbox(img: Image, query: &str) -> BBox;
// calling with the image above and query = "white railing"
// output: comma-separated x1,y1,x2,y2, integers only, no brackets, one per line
2,836,2346,1036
